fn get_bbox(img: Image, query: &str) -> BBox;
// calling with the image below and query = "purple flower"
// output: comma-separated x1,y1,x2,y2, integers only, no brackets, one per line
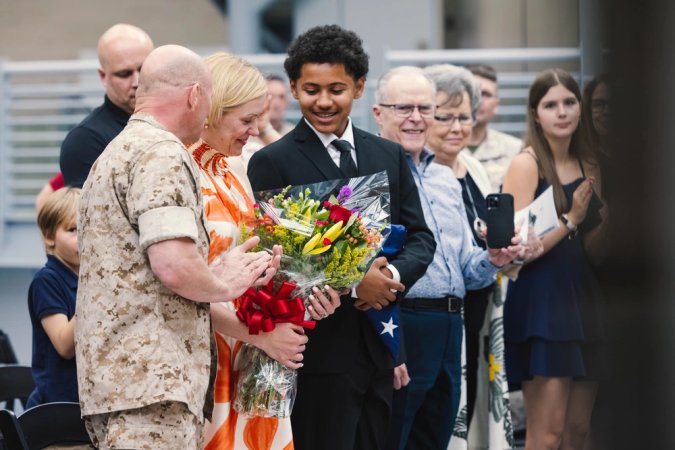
337,185,353,203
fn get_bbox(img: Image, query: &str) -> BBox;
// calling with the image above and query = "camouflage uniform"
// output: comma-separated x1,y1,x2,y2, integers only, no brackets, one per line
84,401,203,449
468,128,523,192
75,113,216,447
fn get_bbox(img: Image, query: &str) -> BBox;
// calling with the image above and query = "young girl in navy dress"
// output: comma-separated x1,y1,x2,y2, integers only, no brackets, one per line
27,187,81,407
502,69,605,450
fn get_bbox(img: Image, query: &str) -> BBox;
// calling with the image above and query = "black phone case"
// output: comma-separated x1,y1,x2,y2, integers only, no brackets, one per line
486,193,515,248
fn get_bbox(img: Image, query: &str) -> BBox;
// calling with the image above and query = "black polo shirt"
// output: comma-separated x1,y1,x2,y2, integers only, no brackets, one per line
59,95,130,187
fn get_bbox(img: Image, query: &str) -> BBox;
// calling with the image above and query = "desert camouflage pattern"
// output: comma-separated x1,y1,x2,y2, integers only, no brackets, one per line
84,401,204,449
470,128,523,192
75,113,215,422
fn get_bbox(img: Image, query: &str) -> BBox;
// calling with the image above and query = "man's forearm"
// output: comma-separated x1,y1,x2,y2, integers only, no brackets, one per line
147,238,231,303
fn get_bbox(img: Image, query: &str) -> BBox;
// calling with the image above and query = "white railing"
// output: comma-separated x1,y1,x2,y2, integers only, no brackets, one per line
385,47,581,65
0,47,580,253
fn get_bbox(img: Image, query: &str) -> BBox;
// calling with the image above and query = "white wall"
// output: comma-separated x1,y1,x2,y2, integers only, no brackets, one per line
0,0,228,60
452,0,580,72
294,0,444,78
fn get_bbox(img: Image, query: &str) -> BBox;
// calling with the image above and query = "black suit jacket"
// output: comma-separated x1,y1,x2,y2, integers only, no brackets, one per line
248,119,435,372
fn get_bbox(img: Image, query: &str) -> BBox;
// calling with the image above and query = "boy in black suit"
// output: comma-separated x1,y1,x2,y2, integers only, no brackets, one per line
247,25,435,450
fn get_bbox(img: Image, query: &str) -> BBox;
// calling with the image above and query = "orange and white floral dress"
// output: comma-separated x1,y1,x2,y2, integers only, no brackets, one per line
190,140,294,450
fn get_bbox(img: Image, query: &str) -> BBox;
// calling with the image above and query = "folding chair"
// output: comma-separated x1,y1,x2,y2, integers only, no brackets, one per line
0,408,29,450
0,331,18,364
0,366,34,413
17,402,92,450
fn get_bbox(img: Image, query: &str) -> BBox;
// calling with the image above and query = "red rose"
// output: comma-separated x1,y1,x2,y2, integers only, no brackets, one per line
328,205,352,223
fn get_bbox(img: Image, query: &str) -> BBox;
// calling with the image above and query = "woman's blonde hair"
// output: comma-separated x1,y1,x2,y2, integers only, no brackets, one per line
37,187,81,248
204,52,267,125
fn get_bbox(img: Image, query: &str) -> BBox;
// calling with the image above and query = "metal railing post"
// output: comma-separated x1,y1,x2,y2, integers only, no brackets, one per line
0,58,7,245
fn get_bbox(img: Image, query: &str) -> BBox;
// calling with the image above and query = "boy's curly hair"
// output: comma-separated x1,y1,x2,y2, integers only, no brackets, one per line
284,24,369,82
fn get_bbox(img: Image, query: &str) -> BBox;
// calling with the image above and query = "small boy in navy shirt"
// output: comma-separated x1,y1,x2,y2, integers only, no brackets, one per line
27,187,80,407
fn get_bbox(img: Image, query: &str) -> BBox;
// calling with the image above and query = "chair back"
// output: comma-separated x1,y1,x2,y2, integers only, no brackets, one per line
17,402,91,450
0,331,18,364
0,366,34,412
0,408,29,450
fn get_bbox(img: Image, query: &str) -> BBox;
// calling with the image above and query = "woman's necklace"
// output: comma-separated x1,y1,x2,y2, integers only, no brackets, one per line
460,174,486,238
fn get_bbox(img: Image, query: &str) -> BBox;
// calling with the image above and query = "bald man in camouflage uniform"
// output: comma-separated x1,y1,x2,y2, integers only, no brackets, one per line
75,45,276,450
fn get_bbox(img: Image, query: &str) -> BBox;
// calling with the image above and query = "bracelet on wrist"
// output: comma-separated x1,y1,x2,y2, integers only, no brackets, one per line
561,213,578,238
561,213,577,231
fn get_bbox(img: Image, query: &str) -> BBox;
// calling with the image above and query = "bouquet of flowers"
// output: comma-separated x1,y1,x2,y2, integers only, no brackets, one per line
232,321,297,418
232,171,391,418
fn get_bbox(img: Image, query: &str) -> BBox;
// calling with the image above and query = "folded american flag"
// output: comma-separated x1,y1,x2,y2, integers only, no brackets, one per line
365,224,406,361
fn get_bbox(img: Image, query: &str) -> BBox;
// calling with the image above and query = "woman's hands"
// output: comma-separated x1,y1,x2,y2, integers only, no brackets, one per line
567,177,595,224
254,284,342,368
306,285,342,320
518,224,545,263
208,237,273,300
254,323,309,370
252,244,282,288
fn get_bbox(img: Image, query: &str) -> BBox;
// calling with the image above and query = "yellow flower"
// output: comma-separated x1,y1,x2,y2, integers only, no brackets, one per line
308,245,331,255
302,233,323,254
488,353,502,382
322,221,345,243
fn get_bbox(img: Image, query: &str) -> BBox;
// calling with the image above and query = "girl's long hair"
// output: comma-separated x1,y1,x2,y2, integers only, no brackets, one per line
525,68,594,214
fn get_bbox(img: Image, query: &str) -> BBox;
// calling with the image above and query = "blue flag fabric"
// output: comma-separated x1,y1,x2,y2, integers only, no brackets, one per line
365,224,406,361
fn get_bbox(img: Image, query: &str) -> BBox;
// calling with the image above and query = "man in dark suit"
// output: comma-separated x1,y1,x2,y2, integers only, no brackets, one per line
247,25,435,450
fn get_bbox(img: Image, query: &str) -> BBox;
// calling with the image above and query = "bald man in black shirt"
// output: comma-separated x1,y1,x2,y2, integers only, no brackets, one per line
59,24,153,187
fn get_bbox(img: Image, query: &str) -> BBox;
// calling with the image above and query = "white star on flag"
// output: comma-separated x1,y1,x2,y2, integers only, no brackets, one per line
380,317,398,337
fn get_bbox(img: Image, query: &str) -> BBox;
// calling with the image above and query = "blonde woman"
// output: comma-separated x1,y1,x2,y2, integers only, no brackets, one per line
193,52,341,449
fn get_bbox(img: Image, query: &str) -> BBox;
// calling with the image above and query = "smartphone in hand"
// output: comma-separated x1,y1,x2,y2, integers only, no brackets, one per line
486,193,515,248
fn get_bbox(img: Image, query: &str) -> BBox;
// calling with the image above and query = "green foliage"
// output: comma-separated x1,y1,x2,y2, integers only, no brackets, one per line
247,185,383,292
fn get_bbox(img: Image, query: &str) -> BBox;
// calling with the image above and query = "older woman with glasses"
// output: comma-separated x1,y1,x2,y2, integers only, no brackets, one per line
423,63,516,448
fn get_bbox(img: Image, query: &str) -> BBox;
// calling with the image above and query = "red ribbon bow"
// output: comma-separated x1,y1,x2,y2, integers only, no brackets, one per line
236,280,316,334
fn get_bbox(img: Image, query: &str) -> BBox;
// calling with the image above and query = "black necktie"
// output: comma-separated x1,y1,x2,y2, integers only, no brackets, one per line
332,139,357,177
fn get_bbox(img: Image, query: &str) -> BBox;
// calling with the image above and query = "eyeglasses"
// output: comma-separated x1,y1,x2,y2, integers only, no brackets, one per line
591,99,610,111
379,103,435,118
434,114,473,126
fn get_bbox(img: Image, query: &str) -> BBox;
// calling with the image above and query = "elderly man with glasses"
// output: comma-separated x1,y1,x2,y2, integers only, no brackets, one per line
372,65,522,450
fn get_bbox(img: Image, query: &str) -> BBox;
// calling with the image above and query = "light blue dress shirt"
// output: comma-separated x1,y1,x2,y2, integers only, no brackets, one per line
405,149,498,299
